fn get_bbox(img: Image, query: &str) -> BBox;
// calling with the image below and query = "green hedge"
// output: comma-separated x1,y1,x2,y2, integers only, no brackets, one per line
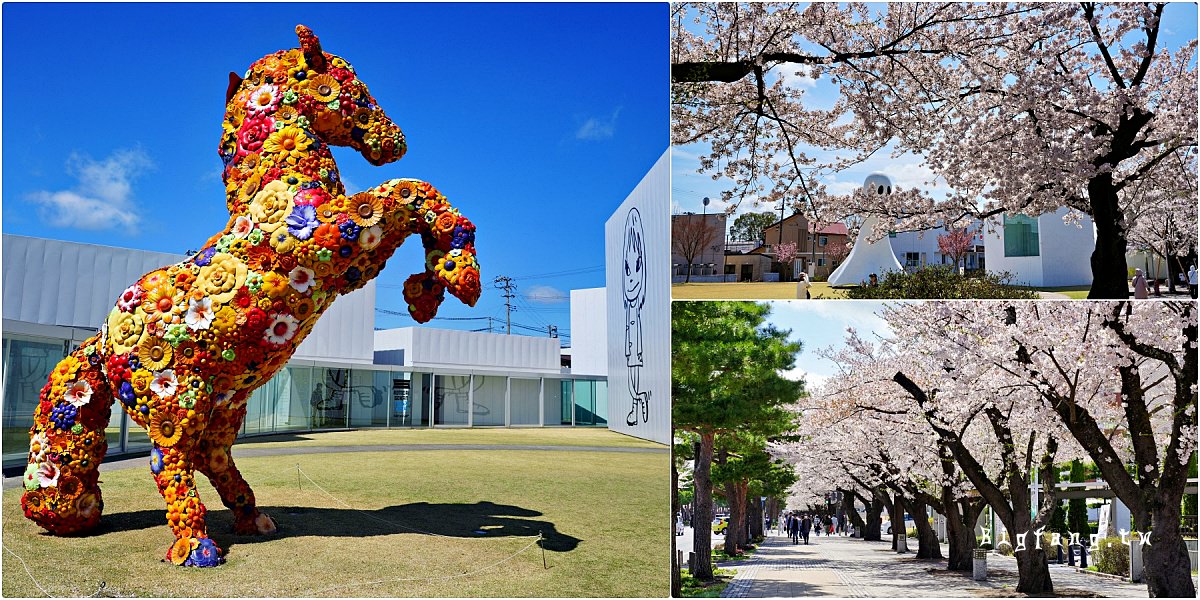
845,266,1039,299
1092,536,1130,577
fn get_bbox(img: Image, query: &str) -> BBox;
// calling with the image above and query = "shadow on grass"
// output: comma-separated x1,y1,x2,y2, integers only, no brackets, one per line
96,501,580,552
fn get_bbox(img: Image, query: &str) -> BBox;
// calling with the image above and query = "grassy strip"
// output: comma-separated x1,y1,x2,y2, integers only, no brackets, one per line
4,440,667,597
672,282,847,299
680,567,736,598
234,426,664,451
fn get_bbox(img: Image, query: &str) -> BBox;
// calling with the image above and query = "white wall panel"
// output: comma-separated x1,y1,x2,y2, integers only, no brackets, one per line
605,150,670,445
374,326,560,374
569,288,607,376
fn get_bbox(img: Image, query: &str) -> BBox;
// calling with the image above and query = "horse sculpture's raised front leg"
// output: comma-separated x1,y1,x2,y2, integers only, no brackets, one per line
348,178,481,321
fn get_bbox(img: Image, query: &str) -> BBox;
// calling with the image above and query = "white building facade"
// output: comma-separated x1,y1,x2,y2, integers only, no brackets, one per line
605,150,671,445
983,207,1095,287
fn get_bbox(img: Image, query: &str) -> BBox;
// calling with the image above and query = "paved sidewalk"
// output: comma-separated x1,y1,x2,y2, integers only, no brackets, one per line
717,533,1149,597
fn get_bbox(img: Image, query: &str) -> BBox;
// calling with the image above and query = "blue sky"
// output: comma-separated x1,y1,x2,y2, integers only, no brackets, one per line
2,3,668,346
673,2,1198,220
758,300,897,391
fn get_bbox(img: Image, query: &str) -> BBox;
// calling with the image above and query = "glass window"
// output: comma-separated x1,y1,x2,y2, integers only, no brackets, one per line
543,380,565,425
434,375,471,425
510,379,541,425
905,252,921,269
311,367,350,429
1003,215,1040,257
349,369,386,428
594,380,608,427
275,366,311,432
574,380,597,426
560,380,574,425
473,375,506,426
819,236,827,247
3,337,66,467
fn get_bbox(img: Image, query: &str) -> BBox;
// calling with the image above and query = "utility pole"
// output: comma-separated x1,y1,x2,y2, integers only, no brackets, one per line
547,325,558,338
493,276,516,335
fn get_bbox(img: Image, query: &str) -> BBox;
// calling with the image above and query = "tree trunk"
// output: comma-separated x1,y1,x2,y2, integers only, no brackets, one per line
910,498,943,559
692,431,716,580
671,432,681,597
863,494,884,541
749,493,764,541
843,491,866,534
1088,175,1130,299
945,498,980,572
1141,499,1197,598
893,495,909,553
724,481,749,555
1013,545,1054,594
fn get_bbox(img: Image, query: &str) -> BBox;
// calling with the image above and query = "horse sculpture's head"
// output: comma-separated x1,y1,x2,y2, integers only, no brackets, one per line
222,25,406,170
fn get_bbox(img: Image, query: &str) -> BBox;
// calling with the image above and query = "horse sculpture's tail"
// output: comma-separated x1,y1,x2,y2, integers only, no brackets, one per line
21,335,113,535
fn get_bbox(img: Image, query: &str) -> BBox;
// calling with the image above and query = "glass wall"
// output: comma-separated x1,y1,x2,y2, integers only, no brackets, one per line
2,336,613,469
311,367,350,429
574,380,597,425
351,369,387,427
473,375,507,426
543,380,565,425
510,379,540,426
3,337,66,466
434,375,471,426
1003,215,1040,257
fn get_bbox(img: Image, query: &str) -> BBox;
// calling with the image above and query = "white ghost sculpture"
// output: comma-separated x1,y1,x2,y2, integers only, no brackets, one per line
826,174,904,286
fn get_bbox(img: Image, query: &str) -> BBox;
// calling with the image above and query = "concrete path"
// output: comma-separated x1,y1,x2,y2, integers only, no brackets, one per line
717,533,1149,597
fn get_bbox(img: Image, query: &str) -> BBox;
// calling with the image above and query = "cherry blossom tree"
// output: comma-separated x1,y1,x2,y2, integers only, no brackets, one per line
672,3,1197,298
937,227,976,272
882,301,1197,597
776,240,799,280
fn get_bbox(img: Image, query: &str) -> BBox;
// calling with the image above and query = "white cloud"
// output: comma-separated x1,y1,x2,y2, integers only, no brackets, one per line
525,285,569,304
778,64,818,89
28,149,152,231
576,107,622,141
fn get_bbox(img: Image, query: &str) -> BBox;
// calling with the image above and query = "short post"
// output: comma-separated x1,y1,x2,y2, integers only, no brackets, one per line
1079,543,1089,569
972,548,988,581
687,551,697,574
1056,543,1063,564
1129,540,1143,583
1067,542,1076,567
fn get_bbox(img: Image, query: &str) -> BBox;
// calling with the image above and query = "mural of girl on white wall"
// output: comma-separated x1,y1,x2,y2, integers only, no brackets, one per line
623,207,650,426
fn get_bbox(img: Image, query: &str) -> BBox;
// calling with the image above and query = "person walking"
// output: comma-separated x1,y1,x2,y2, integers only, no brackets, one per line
1133,268,1148,299
1189,265,1198,299
789,513,800,544
814,516,822,536
801,514,812,545
796,271,811,299
831,514,839,537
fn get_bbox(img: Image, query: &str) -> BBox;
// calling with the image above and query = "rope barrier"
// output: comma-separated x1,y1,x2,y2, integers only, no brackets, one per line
4,543,56,598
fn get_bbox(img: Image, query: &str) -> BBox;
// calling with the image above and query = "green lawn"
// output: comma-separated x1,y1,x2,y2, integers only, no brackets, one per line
672,281,848,300
234,426,664,451
4,430,668,597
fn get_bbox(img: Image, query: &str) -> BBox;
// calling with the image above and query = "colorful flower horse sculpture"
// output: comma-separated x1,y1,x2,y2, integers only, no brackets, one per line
20,26,481,567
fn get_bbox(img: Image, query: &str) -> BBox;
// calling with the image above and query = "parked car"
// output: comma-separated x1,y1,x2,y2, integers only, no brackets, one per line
712,516,729,534
881,515,915,536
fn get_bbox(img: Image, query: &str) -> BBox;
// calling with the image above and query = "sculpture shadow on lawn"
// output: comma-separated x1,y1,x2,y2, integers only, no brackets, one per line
93,501,581,552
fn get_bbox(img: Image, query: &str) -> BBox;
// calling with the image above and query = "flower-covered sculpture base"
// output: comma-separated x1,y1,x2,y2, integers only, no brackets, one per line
20,26,481,567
